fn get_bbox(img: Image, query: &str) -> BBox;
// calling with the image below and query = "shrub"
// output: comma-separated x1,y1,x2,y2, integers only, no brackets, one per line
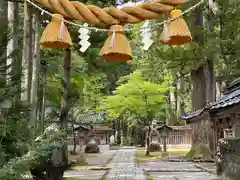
0,130,66,180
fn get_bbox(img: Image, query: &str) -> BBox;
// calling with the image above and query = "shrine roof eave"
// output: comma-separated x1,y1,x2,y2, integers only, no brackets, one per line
181,108,205,121
183,110,210,124
181,88,240,123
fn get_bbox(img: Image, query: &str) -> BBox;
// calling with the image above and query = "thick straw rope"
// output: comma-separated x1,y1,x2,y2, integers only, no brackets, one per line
35,0,185,26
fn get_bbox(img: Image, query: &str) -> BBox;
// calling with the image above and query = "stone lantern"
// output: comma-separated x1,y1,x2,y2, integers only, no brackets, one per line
156,124,172,157
74,125,89,165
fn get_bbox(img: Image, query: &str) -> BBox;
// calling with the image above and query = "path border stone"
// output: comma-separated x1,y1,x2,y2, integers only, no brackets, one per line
194,164,217,174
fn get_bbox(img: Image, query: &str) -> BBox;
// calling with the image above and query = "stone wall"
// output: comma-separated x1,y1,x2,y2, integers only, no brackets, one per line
216,137,240,180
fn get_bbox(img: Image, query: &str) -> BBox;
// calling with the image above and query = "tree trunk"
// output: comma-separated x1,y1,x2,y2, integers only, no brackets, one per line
190,4,206,146
191,67,206,110
145,125,151,156
54,49,72,180
176,73,185,123
188,5,215,160
7,0,20,102
165,94,171,125
204,2,216,154
0,0,8,106
216,81,221,100
59,49,71,129
191,67,206,144
169,88,176,125
116,119,121,144
7,1,19,80
21,0,33,102
167,72,177,125
31,10,40,131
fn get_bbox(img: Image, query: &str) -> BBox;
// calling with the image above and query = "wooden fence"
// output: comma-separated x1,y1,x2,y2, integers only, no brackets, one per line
151,126,192,145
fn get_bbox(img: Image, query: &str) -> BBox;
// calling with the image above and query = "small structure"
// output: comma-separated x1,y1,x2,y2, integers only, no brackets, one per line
68,124,90,165
73,125,89,150
181,79,240,154
156,125,173,153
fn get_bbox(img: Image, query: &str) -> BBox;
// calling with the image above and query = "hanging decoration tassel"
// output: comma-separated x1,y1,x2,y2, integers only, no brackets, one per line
40,14,73,49
160,9,192,45
99,25,132,62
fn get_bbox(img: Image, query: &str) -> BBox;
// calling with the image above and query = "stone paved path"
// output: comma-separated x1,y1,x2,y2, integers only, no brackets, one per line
141,160,217,180
64,145,114,179
107,148,145,180
150,172,216,180
65,145,218,180
64,170,106,179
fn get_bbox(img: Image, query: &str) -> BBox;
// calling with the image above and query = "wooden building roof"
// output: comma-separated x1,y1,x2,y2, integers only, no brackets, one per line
181,79,240,124
68,109,106,125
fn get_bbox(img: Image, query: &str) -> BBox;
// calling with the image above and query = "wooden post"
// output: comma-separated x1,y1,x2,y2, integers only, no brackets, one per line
163,136,167,152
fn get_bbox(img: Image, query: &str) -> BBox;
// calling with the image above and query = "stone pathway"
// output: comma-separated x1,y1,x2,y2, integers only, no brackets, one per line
150,171,216,180
68,145,116,166
64,145,115,179
107,148,145,180
65,146,218,180
64,170,106,179
141,160,217,180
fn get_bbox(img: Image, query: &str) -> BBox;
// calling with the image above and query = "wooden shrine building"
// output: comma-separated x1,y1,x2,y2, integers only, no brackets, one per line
68,111,113,145
181,79,240,154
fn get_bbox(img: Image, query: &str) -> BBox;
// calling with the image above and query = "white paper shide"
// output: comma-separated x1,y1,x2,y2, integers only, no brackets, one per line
140,21,153,51
78,23,91,52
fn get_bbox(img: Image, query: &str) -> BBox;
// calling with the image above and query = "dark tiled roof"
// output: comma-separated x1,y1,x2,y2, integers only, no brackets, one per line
181,88,240,120
181,109,205,120
69,108,105,125
210,89,240,110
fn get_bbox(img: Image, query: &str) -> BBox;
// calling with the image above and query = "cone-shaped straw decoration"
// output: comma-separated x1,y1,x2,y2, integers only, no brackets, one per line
40,14,73,49
160,9,192,45
100,25,132,62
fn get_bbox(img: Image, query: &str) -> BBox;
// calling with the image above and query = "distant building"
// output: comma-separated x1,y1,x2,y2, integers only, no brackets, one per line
68,110,113,145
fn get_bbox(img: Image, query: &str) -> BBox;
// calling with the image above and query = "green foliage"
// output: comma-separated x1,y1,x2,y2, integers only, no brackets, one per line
0,9,32,167
0,130,66,180
98,71,170,125
0,113,31,165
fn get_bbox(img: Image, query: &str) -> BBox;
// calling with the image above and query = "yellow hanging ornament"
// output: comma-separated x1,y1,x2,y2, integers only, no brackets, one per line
99,25,132,62
40,14,73,49
160,9,192,45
